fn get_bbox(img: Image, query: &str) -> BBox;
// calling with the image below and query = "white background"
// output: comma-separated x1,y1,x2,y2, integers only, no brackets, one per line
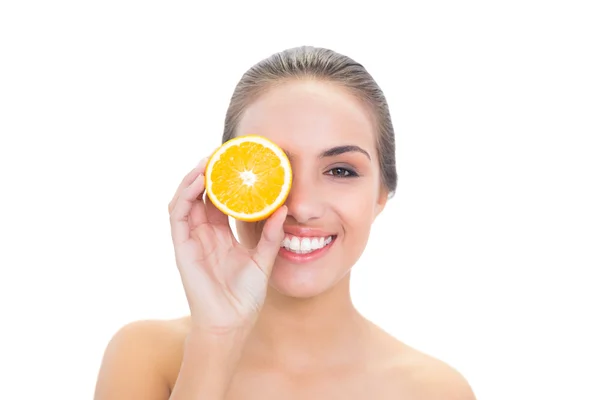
1,1,599,399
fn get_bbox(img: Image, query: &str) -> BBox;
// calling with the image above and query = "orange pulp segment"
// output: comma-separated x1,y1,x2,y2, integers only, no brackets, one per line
205,135,292,221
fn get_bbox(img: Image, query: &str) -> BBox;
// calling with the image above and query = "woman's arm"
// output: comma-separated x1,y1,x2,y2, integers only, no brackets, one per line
168,327,249,400
94,320,248,400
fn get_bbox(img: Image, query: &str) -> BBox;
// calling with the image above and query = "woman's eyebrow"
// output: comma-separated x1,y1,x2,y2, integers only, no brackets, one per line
281,145,371,161
319,145,371,161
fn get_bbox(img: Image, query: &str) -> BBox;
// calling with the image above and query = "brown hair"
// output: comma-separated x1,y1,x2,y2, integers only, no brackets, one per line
222,46,397,197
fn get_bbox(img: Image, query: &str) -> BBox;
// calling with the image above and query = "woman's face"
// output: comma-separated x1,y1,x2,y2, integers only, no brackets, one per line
235,80,388,298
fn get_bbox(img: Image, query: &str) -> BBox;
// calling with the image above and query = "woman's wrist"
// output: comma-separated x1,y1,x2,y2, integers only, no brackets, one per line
186,324,251,356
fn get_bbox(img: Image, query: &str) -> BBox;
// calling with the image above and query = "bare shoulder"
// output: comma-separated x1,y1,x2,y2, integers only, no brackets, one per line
369,326,476,400
397,345,476,400
94,316,190,400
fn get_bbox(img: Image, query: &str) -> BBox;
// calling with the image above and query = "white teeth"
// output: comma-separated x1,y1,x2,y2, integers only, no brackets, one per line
290,236,300,252
300,238,311,253
311,238,320,249
280,234,334,254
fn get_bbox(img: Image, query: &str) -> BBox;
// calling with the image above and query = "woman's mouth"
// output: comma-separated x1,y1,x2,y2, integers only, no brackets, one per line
280,234,335,254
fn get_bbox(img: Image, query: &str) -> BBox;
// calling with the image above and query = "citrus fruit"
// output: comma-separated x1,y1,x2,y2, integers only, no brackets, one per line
205,135,293,222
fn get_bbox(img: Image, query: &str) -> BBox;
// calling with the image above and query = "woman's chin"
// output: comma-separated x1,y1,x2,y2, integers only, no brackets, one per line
266,259,348,299
267,279,325,299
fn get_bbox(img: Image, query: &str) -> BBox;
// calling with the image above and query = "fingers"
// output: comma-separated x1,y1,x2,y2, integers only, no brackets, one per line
252,206,288,276
168,157,209,214
205,194,230,226
169,169,207,246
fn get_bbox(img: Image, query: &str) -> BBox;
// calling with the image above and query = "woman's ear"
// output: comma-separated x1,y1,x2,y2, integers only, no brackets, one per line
374,187,389,218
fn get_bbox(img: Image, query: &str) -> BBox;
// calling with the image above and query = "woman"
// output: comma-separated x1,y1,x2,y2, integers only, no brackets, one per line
94,46,476,399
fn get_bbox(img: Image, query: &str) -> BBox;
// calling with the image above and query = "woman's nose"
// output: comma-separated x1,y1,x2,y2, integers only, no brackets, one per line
284,174,325,224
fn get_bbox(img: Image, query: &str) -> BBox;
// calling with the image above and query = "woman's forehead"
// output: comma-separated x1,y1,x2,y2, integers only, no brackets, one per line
237,80,377,154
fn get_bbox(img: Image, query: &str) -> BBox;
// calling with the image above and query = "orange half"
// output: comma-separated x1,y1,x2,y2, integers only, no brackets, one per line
205,135,292,221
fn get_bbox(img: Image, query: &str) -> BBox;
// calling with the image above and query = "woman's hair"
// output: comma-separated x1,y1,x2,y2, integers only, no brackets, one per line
222,46,397,197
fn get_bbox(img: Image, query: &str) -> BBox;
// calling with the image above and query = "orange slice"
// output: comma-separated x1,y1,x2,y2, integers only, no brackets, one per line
205,135,292,221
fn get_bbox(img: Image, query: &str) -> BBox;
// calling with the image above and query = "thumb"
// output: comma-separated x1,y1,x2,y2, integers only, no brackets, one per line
252,205,287,276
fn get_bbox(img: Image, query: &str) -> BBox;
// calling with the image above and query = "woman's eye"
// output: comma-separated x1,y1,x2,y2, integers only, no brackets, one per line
326,167,358,178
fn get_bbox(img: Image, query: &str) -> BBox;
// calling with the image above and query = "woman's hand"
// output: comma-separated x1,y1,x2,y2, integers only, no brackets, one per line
168,157,287,335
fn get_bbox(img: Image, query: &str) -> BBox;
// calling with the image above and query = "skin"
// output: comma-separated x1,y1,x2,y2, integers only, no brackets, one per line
94,80,476,399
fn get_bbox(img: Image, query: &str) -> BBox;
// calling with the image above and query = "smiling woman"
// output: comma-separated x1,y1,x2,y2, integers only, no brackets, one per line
93,46,476,400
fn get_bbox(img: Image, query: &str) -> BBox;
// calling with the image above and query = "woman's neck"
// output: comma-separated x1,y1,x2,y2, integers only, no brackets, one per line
243,274,372,370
